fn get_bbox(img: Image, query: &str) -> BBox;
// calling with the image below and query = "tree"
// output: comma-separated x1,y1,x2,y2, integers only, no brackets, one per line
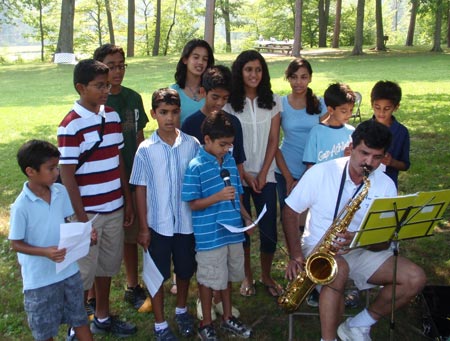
217,0,231,52
163,0,177,56
430,0,443,52
375,0,386,50
318,0,330,47
293,0,303,56
152,0,161,56
406,0,419,46
332,0,342,48
105,0,115,44
55,0,75,53
447,1,450,48
127,0,135,57
204,0,215,49
352,0,365,55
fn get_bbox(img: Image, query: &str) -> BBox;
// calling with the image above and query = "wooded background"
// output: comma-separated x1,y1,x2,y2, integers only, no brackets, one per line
0,0,449,61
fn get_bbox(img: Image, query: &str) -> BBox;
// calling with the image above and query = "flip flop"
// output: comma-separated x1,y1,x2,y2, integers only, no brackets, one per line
240,279,256,297
259,280,284,297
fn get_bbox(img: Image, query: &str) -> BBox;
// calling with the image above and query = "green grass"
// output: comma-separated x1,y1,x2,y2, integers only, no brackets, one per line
0,45,449,340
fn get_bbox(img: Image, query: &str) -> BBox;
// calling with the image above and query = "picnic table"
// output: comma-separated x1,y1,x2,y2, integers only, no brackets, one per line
254,39,294,55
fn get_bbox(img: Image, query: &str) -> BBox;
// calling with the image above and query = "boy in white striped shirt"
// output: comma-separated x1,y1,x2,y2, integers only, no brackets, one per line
130,88,200,340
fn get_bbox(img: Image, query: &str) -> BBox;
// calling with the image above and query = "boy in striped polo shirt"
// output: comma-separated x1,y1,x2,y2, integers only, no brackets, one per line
57,59,136,337
182,111,253,340
130,88,200,340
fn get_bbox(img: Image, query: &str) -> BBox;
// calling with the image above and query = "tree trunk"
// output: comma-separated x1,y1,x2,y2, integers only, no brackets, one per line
332,0,342,48
38,0,44,61
96,0,102,46
406,0,419,46
318,0,330,47
152,0,161,56
293,0,303,56
431,0,443,52
447,1,450,48
163,0,177,56
219,0,231,53
204,0,215,49
352,0,365,55
105,0,115,44
375,0,386,51
56,0,75,53
127,0,135,56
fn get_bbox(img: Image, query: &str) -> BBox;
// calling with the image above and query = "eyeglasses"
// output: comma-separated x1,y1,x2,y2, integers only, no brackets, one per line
108,64,128,72
87,83,112,91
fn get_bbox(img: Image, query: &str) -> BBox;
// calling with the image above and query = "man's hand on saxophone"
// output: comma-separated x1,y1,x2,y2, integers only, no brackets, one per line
333,231,356,255
285,254,305,281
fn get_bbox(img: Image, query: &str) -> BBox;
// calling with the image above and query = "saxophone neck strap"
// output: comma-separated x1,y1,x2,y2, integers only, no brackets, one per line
333,161,364,220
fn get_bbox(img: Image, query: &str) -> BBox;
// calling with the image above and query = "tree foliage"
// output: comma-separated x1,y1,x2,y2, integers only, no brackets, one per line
1,0,448,59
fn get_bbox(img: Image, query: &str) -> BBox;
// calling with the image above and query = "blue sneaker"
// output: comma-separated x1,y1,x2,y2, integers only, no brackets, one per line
174,311,195,337
90,316,137,337
155,327,178,341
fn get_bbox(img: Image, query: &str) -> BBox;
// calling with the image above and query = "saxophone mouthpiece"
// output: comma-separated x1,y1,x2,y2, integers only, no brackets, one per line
362,166,369,178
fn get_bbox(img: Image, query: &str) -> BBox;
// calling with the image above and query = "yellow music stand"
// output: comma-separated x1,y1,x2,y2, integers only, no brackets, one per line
350,188,450,340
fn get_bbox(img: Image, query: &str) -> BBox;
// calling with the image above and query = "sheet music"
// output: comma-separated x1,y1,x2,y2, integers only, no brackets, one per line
218,204,267,233
56,214,97,273
142,250,164,297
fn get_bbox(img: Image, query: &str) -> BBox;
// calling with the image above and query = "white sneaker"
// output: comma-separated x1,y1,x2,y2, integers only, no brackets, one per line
196,298,216,321
337,317,372,341
213,301,240,318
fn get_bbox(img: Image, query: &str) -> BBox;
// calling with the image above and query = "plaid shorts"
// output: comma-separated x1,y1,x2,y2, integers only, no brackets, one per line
24,272,88,340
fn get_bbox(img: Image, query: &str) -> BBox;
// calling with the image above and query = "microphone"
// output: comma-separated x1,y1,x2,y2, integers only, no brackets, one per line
220,169,235,209
220,169,232,187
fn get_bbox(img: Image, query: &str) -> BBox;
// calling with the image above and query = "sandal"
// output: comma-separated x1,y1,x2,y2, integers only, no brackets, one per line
169,281,177,295
259,279,284,297
240,279,256,297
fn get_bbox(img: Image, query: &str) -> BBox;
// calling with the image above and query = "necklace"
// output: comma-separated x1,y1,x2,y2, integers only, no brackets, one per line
187,85,200,101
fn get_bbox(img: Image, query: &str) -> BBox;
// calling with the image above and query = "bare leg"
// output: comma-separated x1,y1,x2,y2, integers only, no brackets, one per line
123,242,138,287
176,277,190,308
319,257,349,341
198,284,213,325
366,256,426,320
94,276,112,319
74,325,93,341
220,283,232,321
151,286,165,323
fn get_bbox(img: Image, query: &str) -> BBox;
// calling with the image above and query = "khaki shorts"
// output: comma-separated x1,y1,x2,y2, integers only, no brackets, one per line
76,209,124,290
302,243,392,291
196,243,244,291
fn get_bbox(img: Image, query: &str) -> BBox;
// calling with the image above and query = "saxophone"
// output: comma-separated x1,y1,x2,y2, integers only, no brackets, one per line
278,168,371,313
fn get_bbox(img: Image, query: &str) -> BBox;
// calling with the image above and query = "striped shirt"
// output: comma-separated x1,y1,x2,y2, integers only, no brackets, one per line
130,129,200,236
182,147,245,251
57,101,124,213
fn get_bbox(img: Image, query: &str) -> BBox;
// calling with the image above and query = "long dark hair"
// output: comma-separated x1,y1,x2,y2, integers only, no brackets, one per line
174,39,215,88
285,58,322,115
229,50,275,113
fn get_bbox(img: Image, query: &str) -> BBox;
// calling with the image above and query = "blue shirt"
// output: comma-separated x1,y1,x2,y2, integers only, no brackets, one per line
170,84,205,124
182,147,245,251
303,123,355,165
372,115,410,187
130,129,200,236
9,182,78,291
181,109,247,165
277,96,327,179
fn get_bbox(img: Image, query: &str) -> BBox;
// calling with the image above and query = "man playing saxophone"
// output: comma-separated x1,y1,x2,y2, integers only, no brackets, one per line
282,120,426,341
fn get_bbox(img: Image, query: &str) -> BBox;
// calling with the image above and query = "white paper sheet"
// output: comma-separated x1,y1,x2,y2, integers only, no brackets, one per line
142,250,164,297
218,204,267,233
56,215,97,273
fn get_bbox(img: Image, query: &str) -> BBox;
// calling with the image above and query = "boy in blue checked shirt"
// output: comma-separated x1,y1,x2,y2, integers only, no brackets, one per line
130,88,199,340
182,111,253,340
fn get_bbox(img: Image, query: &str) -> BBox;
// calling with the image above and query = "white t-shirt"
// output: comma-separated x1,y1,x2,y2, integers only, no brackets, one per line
285,157,397,249
223,95,281,184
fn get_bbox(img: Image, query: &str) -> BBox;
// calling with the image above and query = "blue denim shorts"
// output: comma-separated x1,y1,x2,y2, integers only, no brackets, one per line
24,272,88,340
